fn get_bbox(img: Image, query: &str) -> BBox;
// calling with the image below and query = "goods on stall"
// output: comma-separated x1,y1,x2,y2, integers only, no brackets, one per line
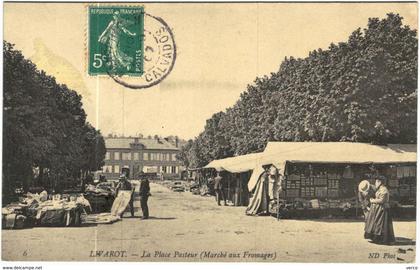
2,191,91,229
35,199,84,227
310,199,320,209
84,184,115,213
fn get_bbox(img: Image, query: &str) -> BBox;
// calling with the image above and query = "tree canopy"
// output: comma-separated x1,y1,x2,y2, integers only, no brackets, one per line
3,41,106,194
180,14,417,168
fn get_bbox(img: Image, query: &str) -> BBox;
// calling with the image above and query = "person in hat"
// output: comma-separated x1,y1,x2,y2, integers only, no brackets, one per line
358,180,376,220
139,172,151,219
115,174,135,218
364,176,395,245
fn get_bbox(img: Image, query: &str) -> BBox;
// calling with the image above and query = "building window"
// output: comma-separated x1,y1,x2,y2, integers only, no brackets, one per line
172,153,177,161
143,153,149,160
161,166,167,173
114,165,120,174
103,165,112,173
114,152,120,160
122,152,131,160
166,153,170,161
133,152,139,160
105,152,110,160
171,166,177,174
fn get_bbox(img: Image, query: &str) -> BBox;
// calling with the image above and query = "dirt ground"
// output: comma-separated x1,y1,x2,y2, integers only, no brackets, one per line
2,183,416,263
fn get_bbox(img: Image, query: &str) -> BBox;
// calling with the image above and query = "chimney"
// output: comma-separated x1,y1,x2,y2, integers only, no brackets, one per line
175,136,179,148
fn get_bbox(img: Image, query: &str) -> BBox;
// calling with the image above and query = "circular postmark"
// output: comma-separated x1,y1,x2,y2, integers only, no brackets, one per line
108,13,176,89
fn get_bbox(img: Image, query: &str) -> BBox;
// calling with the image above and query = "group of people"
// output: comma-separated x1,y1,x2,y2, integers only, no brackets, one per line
115,174,151,219
358,176,395,245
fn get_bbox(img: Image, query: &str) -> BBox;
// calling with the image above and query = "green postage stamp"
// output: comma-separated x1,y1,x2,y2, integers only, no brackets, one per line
88,6,144,76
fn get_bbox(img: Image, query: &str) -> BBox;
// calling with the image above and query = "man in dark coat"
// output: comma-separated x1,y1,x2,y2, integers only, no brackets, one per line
214,172,226,206
139,175,151,219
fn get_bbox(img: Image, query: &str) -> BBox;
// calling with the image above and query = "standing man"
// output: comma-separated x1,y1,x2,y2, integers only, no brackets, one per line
214,172,226,206
139,174,151,219
115,174,135,218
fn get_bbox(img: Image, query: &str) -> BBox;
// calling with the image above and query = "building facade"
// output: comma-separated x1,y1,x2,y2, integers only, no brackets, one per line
100,137,184,179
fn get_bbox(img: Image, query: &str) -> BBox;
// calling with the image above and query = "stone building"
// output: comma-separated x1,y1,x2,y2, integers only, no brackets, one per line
100,137,183,179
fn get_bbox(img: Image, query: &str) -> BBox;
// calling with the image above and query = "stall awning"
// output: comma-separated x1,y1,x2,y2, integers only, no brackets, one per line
247,142,417,191
204,152,263,173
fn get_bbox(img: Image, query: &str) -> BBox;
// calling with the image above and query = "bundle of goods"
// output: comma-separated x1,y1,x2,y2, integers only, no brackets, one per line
96,182,117,193
84,184,115,213
81,213,120,224
275,196,359,211
189,183,200,195
2,191,91,229
199,185,212,196
2,203,29,229
81,190,133,224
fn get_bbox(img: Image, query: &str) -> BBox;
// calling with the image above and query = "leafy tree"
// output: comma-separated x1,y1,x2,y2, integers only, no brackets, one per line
3,41,106,196
180,13,417,168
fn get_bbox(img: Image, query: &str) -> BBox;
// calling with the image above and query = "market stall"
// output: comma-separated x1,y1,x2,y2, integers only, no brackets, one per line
2,184,134,229
204,152,263,206
247,142,416,219
2,191,91,229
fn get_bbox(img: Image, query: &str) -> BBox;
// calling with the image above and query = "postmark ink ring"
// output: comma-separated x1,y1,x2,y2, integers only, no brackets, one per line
109,13,177,89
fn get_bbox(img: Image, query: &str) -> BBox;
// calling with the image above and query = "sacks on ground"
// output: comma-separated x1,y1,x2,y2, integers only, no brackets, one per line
39,209,66,226
110,190,132,217
3,214,17,229
14,215,27,229
2,214,28,229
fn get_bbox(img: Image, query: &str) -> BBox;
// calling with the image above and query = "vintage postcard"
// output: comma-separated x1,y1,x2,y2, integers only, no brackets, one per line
2,1,418,267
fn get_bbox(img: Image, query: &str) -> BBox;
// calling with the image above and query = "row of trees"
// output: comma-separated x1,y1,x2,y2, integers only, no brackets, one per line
179,14,417,168
3,41,106,195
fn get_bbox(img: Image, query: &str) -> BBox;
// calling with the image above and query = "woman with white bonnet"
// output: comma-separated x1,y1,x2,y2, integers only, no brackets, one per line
358,179,375,220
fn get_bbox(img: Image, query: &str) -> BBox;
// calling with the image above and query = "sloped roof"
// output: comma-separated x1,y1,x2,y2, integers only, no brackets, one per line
247,142,417,191
105,137,179,150
261,142,416,166
204,152,263,173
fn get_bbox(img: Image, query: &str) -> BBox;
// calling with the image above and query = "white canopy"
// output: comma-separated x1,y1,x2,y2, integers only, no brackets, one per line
247,142,417,191
204,152,263,173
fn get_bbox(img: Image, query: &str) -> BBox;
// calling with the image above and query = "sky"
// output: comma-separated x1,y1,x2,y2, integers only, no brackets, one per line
3,2,418,140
